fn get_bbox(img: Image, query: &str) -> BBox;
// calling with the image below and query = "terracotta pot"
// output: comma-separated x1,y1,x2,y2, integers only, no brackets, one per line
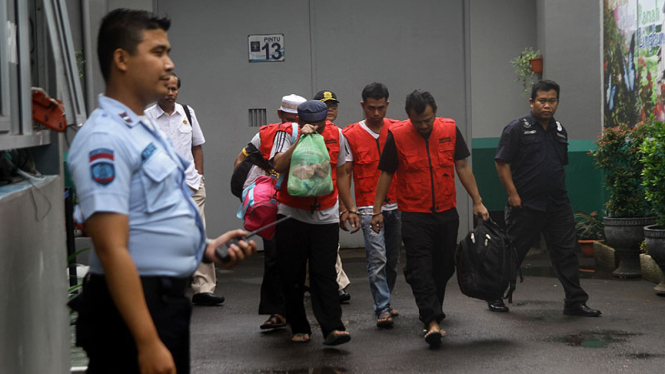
529,57,543,73
578,239,597,258
604,216,657,278
644,224,665,296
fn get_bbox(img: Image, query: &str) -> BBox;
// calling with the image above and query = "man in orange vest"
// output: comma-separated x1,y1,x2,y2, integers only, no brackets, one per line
232,94,306,331
370,90,489,348
339,83,402,327
271,100,359,346
313,89,352,303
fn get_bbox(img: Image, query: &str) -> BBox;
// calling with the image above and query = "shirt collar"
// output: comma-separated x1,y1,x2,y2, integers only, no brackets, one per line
526,112,557,131
98,94,143,128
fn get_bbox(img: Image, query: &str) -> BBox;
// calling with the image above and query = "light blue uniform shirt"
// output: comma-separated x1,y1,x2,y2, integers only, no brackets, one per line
68,95,206,277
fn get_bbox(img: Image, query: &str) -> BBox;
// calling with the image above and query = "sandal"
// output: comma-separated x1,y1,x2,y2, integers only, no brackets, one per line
323,330,351,346
260,314,286,330
291,333,310,343
424,329,442,347
376,312,394,328
389,308,399,317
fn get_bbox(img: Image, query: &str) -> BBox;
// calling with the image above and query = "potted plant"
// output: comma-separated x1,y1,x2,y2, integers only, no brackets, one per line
510,47,541,97
574,211,605,257
640,119,665,295
590,122,655,278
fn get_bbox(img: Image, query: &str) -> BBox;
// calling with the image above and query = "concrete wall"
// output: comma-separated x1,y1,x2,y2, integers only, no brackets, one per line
470,1,605,216
154,0,472,246
470,0,602,141
470,0,538,139
538,0,603,141
0,177,69,374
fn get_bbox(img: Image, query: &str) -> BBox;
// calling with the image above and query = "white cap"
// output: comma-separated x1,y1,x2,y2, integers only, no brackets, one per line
279,94,307,113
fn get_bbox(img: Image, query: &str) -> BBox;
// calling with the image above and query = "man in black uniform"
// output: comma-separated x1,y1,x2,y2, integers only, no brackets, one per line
492,80,601,317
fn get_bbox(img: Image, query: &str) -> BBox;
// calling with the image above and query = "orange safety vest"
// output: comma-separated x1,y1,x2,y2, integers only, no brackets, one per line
343,118,399,207
258,122,294,161
277,123,340,212
390,117,457,213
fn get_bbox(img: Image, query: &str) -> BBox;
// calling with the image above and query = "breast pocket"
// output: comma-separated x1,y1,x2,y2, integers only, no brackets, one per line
141,150,181,213
178,124,193,134
437,141,455,166
177,124,193,146
520,135,541,154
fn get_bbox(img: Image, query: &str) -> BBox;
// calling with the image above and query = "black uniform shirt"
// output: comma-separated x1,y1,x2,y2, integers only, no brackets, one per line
379,125,470,224
494,112,570,212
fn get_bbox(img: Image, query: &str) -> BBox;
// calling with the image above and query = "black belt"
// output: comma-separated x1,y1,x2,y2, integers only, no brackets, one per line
87,273,189,297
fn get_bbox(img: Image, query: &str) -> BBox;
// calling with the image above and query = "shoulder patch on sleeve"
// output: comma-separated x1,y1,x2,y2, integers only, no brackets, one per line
89,148,115,185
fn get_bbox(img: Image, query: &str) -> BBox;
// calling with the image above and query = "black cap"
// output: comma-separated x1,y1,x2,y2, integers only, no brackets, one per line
313,90,339,103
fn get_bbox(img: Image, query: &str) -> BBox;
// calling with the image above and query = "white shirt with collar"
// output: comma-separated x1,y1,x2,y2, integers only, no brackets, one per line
145,102,206,190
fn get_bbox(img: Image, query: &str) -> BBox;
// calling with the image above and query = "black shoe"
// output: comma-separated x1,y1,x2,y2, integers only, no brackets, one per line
563,303,601,317
487,299,509,312
339,287,351,303
192,292,225,306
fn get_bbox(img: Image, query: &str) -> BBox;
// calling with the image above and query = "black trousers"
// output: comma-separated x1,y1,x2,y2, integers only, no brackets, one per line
259,237,286,316
505,203,588,306
401,218,459,327
73,274,192,374
275,216,345,337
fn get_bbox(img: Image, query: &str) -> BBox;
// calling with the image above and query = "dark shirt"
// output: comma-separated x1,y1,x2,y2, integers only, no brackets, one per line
494,112,570,212
379,125,470,224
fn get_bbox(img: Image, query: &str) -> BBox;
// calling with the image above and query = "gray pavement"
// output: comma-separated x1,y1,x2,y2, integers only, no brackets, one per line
187,248,665,374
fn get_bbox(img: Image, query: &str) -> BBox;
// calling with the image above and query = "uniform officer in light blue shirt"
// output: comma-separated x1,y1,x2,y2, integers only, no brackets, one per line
67,9,256,374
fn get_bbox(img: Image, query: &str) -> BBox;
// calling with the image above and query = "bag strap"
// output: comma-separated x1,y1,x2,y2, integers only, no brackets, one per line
275,123,299,190
503,240,524,303
236,181,257,219
182,104,193,126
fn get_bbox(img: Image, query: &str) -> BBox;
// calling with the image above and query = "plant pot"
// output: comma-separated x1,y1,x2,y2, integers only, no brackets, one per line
578,239,597,258
604,216,657,278
529,57,543,73
644,224,665,296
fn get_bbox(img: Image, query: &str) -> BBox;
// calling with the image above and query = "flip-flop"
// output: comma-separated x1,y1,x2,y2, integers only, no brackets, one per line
260,314,286,330
291,333,310,343
424,330,442,347
323,330,351,346
376,312,394,328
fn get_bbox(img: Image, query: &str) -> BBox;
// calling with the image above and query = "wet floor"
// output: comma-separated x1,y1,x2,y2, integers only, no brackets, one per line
550,330,638,348
71,247,665,373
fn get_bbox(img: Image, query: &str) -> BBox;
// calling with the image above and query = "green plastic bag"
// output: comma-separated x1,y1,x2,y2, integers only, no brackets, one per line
287,133,333,197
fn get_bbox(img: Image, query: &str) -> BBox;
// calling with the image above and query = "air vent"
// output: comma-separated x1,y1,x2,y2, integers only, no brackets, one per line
248,108,267,127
